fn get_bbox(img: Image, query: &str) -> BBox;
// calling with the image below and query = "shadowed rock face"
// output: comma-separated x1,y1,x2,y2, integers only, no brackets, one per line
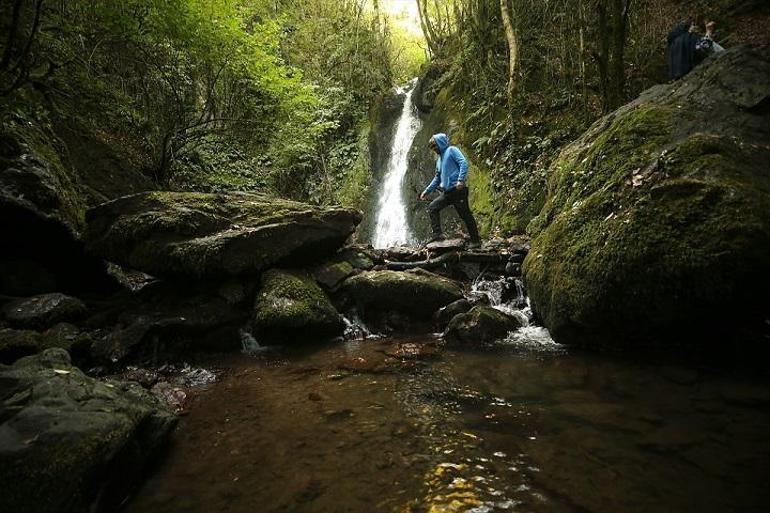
0,132,116,295
524,47,770,351
0,349,176,513
85,191,362,279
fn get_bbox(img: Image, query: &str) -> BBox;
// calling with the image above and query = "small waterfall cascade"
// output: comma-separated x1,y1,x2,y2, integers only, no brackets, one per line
372,80,421,248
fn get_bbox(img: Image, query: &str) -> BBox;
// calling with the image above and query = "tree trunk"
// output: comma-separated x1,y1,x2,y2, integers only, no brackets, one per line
500,0,519,107
608,0,631,109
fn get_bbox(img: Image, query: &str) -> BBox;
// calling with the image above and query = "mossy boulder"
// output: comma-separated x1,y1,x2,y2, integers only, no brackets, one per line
85,191,362,278
340,268,464,321
523,47,770,350
443,305,524,345
0,348,176,513
253,269,343,343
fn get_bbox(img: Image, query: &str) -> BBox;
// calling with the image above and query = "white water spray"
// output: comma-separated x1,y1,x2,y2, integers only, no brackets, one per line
372,81,421,248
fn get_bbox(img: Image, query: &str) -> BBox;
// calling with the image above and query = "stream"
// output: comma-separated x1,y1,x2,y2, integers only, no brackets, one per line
125,333,770,513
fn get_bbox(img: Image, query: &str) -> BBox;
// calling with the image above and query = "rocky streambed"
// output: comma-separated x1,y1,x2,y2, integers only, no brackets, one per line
2,45,770,513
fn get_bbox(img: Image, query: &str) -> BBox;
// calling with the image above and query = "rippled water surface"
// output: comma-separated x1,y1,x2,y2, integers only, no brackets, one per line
125,335,770,513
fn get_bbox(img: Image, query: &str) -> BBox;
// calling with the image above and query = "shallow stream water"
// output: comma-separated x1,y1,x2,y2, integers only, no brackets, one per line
125,332,770,513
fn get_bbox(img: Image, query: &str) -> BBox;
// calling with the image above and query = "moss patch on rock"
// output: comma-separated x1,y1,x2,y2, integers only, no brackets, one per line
523,47,770,351
253,269,343,343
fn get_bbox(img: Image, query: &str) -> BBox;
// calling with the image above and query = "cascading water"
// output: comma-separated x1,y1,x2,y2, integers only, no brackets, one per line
372,80,421,248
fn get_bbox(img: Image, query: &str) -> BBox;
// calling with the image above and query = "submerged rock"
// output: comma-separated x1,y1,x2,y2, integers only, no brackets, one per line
253,269,344,343
0,349,176,513
85,191,362,278
524,47,770,350
443,305,524,345
340,268,464,322
2,293,87,330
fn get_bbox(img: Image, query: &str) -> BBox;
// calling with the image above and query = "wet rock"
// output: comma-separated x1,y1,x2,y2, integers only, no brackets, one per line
253,269,344,343
443,306,524,345
121,366,161,388
85,191,361,279
2,293,87,330
312,260,355,291
151,381,188,414
524,47,770,350
0,348,176,513
435,298,472,330
504,262,521,276
340,268,464,322
381,341,441,360
337,355,388,373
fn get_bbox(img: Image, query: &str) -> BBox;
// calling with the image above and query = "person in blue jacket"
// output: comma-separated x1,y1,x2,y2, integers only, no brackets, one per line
419,133,481,248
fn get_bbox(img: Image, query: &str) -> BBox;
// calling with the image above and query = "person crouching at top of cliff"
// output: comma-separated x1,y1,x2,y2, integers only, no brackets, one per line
419,133,481,249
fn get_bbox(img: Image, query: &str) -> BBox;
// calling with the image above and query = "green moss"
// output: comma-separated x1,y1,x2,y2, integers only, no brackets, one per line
253,269,339,329
529,105,675,236
523,107,770,347
336,122,373,209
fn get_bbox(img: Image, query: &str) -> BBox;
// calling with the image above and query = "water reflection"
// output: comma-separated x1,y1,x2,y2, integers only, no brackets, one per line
125,334,770,513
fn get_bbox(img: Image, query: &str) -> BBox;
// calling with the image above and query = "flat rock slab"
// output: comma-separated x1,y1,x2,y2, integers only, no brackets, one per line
0,349,176,513
85,191,362,278
425,238,466,252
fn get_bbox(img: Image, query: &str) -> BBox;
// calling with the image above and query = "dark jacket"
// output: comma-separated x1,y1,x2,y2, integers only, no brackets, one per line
667,22,703,80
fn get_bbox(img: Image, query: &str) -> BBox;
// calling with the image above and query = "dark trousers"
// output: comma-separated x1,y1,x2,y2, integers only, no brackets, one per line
428,187,480,241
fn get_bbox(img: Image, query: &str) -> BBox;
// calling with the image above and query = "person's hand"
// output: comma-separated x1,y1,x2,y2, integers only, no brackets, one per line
455,181,465,190
419,191,427,201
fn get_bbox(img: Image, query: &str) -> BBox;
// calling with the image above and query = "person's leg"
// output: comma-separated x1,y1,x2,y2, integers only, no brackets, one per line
428,192,451,239
452,188,481,243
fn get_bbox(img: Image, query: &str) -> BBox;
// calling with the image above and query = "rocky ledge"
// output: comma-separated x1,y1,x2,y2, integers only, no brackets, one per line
0,349,177,513
85,191,362,278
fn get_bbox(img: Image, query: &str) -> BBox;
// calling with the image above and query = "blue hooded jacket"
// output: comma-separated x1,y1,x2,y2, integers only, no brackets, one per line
423,133,469,195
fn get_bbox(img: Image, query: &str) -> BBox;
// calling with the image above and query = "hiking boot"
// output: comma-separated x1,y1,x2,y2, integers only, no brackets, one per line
467,240,482,250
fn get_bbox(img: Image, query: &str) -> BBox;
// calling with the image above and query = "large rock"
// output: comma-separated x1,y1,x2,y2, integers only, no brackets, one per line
524,47,770,350
89,283,247,362
0,349,177,513
0,129,115,295
443,305,524,345
85,191,362,278
0,325,92,364
252,269,343,343
340,268,464,321
2,293,87,330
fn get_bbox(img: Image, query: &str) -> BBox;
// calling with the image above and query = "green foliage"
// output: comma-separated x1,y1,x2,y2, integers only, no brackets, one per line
1,0,418,207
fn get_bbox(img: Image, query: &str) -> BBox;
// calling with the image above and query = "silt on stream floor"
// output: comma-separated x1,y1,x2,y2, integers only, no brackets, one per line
124,335,770,513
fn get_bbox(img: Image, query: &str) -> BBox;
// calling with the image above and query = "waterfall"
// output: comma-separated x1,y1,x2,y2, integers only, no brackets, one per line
372,80,422,248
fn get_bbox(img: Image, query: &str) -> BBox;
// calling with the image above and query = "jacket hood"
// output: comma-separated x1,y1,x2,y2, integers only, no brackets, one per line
432,133,450,153
668,21,691,43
